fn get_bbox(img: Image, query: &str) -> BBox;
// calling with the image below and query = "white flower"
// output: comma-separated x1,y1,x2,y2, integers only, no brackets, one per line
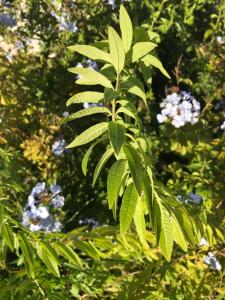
52,195,64,208
199,238,209,247
62,111,69,118
157,114,167,123
221,121,225,131
27,195,35,206
83,102,103,109
157,91,200,128
36,206,49,219
204,252,222,271
29,223,42,232
52,139,66,156
50,184,62,195
87,59,98,70
31,182,46,196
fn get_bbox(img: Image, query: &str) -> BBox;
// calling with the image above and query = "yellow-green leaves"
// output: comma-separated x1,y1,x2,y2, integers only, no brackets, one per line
119,5,133,53
18,233,35,279
62,107,110,124
128,42,157,63
107,159,127,209
142,54,171,79
120,182,139,235
159,206,174,261
66,91,104,106
108,122,125,154
68,45,111,63
108,27,125,76
67,122,108,148
68,67,113,88
55,243,83,268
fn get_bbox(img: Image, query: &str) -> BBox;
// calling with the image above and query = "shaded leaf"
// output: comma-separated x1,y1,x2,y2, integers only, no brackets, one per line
108,122,125,154
93,147,114,186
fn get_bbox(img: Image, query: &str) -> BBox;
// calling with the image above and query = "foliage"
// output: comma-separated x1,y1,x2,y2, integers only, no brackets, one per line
0,0,224,299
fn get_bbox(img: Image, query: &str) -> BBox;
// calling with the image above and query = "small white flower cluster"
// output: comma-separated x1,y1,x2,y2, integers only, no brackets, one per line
177,191,202,204
157,91,200,128
22,182,64,232
52,138,67,156
204,252,222,271
221,121,225,131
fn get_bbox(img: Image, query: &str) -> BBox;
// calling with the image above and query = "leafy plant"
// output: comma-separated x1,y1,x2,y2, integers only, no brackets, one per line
64,4,209,261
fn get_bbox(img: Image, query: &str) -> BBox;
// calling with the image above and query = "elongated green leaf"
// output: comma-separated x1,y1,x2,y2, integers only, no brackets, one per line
82,138,105,176
2,224,15,252
171,214,187,252
133,198,148,247
67,122,108,148
68,67,113,88
107,159,127,209
120,182,139,234
142,54,170,79
18,233,33,266
68,45,111,63
42,248,60,277
93,147,114,186
122,76,147,107
159,206,173,261
40,241,60,277
123,144,143,195
108,27,125,75
119,4,133,52
108,122,125,154
55,243,83,268
66,91,104,106
18,233,34,278
74,240,101,260
127,42,157,63
62,107,110,124
116,106,142,129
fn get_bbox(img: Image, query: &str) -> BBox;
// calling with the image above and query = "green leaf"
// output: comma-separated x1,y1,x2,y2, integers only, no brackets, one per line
108,27,125,75
123,144,143,195
108,122,125,154
107,159,127,209
66,91,104,106
62,107,110,124
55,243,83,268
104,87,119,101
92,147,114,186
120,182,139,235
2,224,15,252
159,206,173,261
81,138,105,176
68,67,113,88
171,214,187,252
42,248,60,277
127,42,157,63
123,76,147,107
119,4,133,52
116,106,142,129
68,45,111,63
40,241,60,277
18,233,35,278
74,241,101,260
66,122,108,148
142,54,171,79
133,197,148,247
18,233,33,266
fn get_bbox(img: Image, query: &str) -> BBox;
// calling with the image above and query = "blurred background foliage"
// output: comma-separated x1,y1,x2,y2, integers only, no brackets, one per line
0,0,224,299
